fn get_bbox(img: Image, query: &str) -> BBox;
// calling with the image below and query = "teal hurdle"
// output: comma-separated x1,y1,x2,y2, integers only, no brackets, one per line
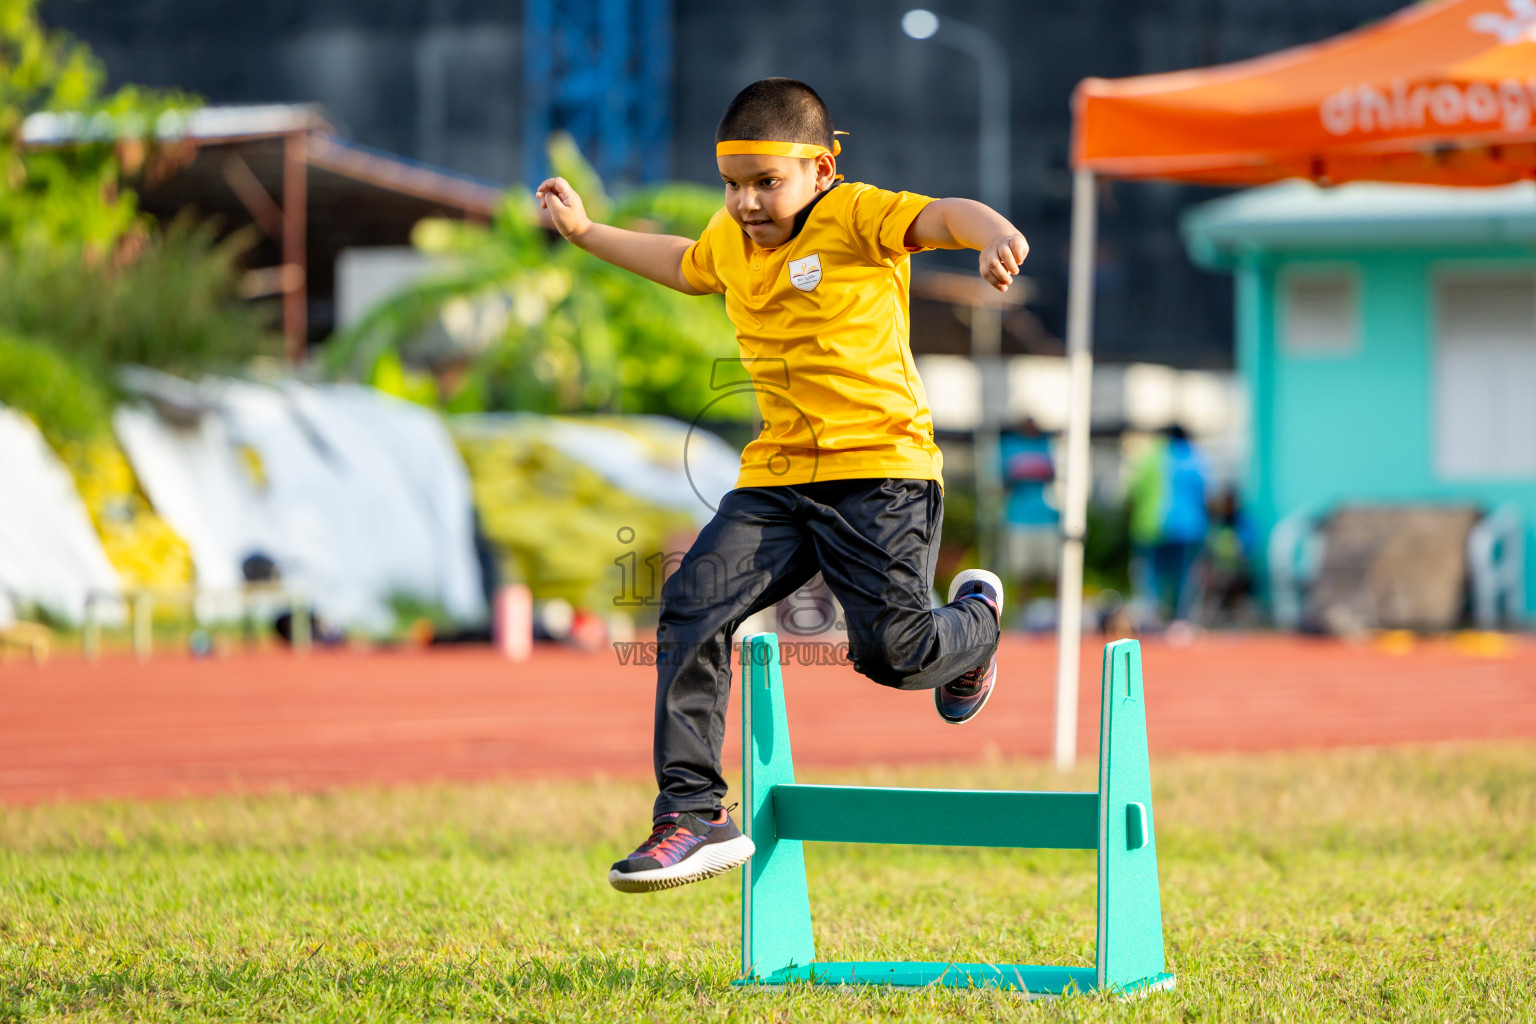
736,632,1175,996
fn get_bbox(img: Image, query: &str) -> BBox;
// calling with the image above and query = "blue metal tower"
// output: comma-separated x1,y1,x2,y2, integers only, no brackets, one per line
522,0,673,188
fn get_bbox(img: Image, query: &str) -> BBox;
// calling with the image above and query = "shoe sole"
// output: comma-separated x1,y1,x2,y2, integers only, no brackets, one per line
607,834,756,893
937,569,1004,726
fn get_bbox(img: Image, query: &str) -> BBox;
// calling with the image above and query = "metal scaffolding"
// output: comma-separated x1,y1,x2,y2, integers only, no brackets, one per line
522,0,672,189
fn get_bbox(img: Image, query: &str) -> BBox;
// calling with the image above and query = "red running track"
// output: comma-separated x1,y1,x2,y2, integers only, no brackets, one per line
1,633,1534,804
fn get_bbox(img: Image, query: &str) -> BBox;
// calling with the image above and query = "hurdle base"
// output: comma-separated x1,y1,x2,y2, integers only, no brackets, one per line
735,962,1175,996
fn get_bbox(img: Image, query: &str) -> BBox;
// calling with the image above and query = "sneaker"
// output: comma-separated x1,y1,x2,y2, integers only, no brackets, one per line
935,568,1004,725
607,807,755,893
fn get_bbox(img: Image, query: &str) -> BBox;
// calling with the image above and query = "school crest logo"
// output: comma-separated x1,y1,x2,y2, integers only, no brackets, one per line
788,253,823,292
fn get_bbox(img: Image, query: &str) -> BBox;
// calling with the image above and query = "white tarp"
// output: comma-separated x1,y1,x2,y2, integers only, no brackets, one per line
269,382,484,624
117,378,485,632
113,402,279,610
0,407,123,624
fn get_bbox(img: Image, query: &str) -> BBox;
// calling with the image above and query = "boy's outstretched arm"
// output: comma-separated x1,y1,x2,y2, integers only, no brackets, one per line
905,198,1029,293
537,177,707,295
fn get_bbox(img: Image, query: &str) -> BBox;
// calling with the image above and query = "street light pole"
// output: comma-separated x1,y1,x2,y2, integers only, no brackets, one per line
903,8,1012,573
901,9,1010,217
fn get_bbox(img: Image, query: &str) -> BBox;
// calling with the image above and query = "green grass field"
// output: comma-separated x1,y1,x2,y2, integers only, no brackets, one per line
2,745,1533,1022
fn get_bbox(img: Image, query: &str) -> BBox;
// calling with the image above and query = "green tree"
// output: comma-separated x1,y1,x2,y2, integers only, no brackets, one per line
0,1,274,398
0,0,192,255
327,135,751,425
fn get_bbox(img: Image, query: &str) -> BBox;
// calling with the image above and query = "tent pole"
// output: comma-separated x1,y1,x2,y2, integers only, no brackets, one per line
1053,167,1098,773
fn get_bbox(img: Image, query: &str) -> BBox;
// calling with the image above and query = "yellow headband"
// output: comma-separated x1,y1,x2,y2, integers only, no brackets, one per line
716,132,846,159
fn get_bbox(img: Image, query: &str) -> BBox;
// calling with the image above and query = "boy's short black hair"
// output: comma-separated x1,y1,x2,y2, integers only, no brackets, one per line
716,78,834,150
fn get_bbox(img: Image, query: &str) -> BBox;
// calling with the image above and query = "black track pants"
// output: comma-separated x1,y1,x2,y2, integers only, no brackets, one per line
651,478,1000,819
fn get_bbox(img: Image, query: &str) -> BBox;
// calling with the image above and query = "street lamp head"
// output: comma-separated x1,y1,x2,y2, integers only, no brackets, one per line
901,9,939,40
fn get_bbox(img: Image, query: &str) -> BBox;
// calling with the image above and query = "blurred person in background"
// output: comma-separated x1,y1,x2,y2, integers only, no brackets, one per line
1199,487,1256,627
1128,424,1210,625
999,416,1059,600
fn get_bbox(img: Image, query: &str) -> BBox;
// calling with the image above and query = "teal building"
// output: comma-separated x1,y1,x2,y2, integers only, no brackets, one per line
1182,181,1534,625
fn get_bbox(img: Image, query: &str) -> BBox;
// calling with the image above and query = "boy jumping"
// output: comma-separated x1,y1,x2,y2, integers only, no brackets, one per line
537,78,1029,894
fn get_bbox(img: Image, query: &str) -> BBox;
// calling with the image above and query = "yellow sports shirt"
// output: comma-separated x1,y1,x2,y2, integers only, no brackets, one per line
680,182,944,489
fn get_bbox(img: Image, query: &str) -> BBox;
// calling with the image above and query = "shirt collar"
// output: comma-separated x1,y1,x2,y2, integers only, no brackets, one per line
746,183,840,250
788,182,839,242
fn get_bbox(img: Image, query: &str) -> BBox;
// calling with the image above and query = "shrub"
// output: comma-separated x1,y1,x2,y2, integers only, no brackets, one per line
0,217,278,379
0,332,111,447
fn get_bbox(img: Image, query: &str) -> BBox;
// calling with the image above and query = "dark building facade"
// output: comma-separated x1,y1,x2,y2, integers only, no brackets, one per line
44,0,1405,367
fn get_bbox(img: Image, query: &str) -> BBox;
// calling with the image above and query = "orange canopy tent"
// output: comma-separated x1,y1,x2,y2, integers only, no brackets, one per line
1075,0,1536,186
1049,0,1536,768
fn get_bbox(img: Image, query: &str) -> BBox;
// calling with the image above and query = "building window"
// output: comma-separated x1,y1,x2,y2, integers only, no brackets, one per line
1434,272,1536,478
1279,268,1359,356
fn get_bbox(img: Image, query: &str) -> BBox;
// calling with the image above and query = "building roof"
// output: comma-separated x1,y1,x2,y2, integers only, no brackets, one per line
24,103,332,145
22,104,507,343
1183,179,1536,267
908,271,1062,358
23,103,505,218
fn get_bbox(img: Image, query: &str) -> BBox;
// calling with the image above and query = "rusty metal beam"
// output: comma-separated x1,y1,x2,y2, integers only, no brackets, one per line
282,131,308,365
220,153,284,237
